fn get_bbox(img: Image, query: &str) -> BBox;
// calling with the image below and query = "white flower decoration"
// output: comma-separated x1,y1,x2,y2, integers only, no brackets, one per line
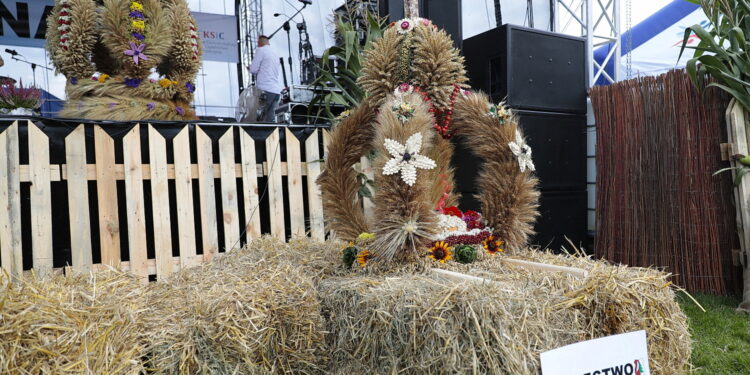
508,131,535,172
396,18,415,34
382,133,436,186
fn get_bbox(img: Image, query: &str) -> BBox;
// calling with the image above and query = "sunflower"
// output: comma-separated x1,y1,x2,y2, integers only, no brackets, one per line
483,235,504,254
427,241,453,263
356,249,372,268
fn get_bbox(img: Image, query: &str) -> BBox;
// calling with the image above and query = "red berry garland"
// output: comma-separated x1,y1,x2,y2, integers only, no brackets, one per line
413,84,461,139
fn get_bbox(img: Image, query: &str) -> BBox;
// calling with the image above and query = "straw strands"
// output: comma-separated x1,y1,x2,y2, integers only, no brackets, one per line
0,238,690,374
591,69,741,294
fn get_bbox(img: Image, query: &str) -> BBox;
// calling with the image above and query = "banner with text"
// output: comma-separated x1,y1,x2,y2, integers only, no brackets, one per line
193,12,238,63
0,0,55,48
540,331,650,375
0,2,238,63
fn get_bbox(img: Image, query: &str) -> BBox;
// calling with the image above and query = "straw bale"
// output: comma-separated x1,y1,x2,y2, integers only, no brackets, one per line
0,270,148,374
142,244,328,375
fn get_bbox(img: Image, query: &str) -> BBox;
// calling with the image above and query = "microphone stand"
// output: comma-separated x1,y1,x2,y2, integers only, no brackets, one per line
268,4,307,99
10,55,52,88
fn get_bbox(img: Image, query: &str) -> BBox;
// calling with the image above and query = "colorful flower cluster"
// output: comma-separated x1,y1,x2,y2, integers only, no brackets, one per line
58,0,72,50
392,101,416,123
487,103,509,124
441,206,485,230
126,2,148,65
439,230,491,246
389,17,435,34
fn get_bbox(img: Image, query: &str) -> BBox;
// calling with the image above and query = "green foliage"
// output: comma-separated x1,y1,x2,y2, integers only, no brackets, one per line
342,246,358,268
679,0,750,111
678,293,750,374
309,10,385,120
454,245,477,264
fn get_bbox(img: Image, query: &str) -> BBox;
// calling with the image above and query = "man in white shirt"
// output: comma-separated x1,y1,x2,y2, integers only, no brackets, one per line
249,35,284,122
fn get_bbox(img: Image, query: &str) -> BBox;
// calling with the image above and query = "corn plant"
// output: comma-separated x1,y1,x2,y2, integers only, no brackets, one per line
679,0,750,110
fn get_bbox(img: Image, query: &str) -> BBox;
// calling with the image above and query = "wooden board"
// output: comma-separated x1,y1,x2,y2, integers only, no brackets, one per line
173,127,198,268
94,125,121,266
196,126,219,260
240,130,261,239
0,122,22,278
501,258,589,279
28,122,53,276
265,129,285,240
64,125,93,273
148,125,173,279
305,130,325,240
122,125,148,281
219,128,240,250
725,101,750,297
285,129,305,238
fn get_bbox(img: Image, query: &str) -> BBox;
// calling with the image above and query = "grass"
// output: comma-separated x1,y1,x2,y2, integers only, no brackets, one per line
678,293,750,374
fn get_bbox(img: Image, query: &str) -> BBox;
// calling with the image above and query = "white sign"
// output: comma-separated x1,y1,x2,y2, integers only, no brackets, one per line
192,12,238,63
540,331,650,375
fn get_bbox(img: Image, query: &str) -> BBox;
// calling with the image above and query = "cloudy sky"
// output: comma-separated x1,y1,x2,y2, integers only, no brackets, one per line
0,0,674,118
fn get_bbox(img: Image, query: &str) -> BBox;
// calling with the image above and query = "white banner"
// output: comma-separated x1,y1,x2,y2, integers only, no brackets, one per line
541,331,650,375
193,12,238,63
0,0,55,48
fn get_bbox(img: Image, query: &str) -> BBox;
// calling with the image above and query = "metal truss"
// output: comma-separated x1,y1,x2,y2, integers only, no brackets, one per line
555,0,621,86
238,0,263,89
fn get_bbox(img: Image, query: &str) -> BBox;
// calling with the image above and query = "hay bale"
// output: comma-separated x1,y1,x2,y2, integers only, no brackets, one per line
142,244,328,374
0,270,148,374
275,239,689,374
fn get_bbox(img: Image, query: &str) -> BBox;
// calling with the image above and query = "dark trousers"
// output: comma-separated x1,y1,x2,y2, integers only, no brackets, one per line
262,91,280,123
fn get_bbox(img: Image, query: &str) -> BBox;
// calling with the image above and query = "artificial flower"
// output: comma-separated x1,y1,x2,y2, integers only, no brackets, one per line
442,206,462,218
131,20,145,30
98,74,110,83
131,32,145,40
356,249,372,268
487,103,508,120
392,101,415,123
483,234,504,254
508,130,535,172
427,241,453,263
70,77,78,85
437,213,467,233
158,78,172,88
398,19,413,34
185,82,195,93
146,102,155,111
124,78,142,88
175,106,185,116
129,10,144,19
130,2,144,12
394,82,413,97
382,132,436,186
357,232,375,241
124,42,149,64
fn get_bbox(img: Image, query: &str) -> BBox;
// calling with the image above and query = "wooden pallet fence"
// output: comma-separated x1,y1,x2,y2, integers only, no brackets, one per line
0,121,330,281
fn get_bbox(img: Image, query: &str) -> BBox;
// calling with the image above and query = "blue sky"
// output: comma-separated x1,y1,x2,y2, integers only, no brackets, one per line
0,0,670,118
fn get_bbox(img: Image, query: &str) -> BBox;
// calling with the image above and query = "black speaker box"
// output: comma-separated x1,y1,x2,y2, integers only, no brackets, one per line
453,110,587,195
463,24,587,114
381,0,463,48
534,190,588,251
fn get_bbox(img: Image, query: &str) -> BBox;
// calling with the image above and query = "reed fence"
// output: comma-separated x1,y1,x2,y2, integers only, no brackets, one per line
591,69,741,294
0,119,330,282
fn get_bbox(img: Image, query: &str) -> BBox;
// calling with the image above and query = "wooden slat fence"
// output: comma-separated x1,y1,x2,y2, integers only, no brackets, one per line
0,121,330,281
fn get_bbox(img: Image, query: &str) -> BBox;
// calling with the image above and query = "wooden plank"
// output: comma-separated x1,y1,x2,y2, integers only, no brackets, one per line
285,129,305,238
196,126,219,260
360,155,375,218
173,127,198,268
501,258,589,279
94,126,121,266
28,122,53,276
148,125,173,279
430,268,511,289
122,125,148,281
305,130,325,241
0,122,23,278
240,130,261,239
219,128,240,250
57,162,303,181
265,128,285,240
64,125,92,273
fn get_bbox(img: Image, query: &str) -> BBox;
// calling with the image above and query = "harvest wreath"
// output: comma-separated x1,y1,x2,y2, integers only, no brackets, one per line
45,0,202,120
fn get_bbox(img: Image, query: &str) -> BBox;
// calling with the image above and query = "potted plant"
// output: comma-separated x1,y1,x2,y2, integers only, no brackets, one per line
0,80,42,116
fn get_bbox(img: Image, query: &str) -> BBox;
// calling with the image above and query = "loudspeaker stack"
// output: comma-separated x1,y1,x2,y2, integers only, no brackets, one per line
461,25,588,252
